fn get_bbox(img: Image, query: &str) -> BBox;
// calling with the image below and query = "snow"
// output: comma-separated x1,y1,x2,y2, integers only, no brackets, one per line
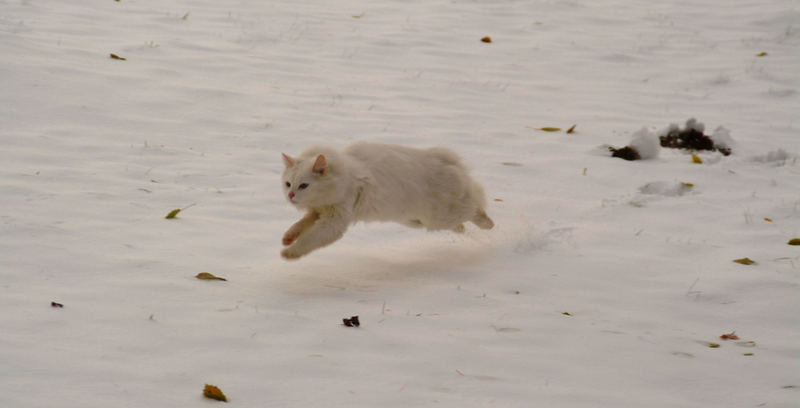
1,0,799,407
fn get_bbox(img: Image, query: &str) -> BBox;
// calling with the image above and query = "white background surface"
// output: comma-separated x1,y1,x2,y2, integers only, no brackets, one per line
1,0,798,406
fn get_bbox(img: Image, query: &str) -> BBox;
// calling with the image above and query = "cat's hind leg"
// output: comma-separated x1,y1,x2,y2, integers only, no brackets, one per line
403,219,425,229
471,208,494,230
283,211,320,246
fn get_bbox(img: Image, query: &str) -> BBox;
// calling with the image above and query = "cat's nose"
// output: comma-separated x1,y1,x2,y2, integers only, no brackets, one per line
288,192,295,199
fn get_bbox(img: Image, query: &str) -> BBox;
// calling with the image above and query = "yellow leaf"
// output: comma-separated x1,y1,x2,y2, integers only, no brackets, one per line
203,384,228,402
733,257,756,265
691,153,703,164
165,209,181,219
539,127,561,132
788,238,800,245
196,272,227,281
756,52,768,57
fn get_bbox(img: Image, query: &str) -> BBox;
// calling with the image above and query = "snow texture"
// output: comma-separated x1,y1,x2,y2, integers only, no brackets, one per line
1,0,799,407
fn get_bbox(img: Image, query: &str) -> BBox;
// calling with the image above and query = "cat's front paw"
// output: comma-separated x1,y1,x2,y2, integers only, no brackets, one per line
281,247,304,260
282,231,298,246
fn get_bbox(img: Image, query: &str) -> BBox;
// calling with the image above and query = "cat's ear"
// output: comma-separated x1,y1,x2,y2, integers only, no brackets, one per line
282,153,295,168
312,154,327,175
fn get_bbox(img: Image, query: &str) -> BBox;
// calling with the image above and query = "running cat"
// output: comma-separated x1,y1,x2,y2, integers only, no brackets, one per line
280,142,494,259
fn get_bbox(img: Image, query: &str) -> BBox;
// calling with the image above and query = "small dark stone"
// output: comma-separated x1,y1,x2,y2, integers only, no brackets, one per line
609,146,641,161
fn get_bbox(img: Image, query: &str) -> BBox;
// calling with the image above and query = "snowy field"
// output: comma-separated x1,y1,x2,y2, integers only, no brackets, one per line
1,0,799,406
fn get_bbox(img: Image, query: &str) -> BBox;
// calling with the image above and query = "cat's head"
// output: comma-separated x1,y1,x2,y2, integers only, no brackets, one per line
281,152,338,209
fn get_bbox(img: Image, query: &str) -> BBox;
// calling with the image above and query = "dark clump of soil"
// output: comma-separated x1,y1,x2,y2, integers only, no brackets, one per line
660,125,731,156
609,146,641,161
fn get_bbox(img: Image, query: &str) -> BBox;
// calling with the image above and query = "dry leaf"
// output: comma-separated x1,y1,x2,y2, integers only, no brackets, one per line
764,217,773,222
736,340,756,348
562,312,572,316
691,153,703,164
51,301,64,308
165,209,181,219
481,36,492,43
788,238,800,246
756,52,768,57
196,272,227,281
539,127,561,132
566,124,577,134
733,257,756,265
708,342,721,348
720,331,740,340
343,315,360,327
203,384,227,402
494,198,504,202
110,53,126,61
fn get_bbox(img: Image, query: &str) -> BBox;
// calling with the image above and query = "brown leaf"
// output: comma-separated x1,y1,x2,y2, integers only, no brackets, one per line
110,53,126,61
691,153,703,164
343,315,360,327
51,301,64,308
165,209,181,219
566,124,577,134
562,312,572,316
720,331,740,340
733,257,756,265
203,384,227,402
539,127,561,132
196,272,227,281
763,217,773,222
481,36,492,43
788,238,800,246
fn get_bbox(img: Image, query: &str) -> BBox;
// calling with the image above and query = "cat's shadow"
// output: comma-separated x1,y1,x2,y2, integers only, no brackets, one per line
272,235,494,296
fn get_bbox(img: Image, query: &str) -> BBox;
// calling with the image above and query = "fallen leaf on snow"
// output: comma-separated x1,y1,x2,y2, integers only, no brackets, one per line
720,331,740,340
203,384,227,402
733,257,756,265
764,217,773,222
788,238,800,246
566,124,577,134
51,301,64,308
481,36,492,43
707,342,721,348
343,315,360,327
539,127,561,132
110,53,126,61
691,153,703,164
756,52,768,57
196,272,227,281
165,209,181,219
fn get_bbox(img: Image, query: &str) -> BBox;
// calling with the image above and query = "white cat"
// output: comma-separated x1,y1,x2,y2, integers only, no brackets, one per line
280,142,494,259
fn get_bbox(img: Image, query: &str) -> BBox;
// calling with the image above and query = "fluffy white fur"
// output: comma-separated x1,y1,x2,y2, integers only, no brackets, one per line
280,142,494,259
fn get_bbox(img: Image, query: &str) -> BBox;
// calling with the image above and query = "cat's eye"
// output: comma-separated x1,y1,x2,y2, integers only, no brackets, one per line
298,183,309,190
285,182,291,188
